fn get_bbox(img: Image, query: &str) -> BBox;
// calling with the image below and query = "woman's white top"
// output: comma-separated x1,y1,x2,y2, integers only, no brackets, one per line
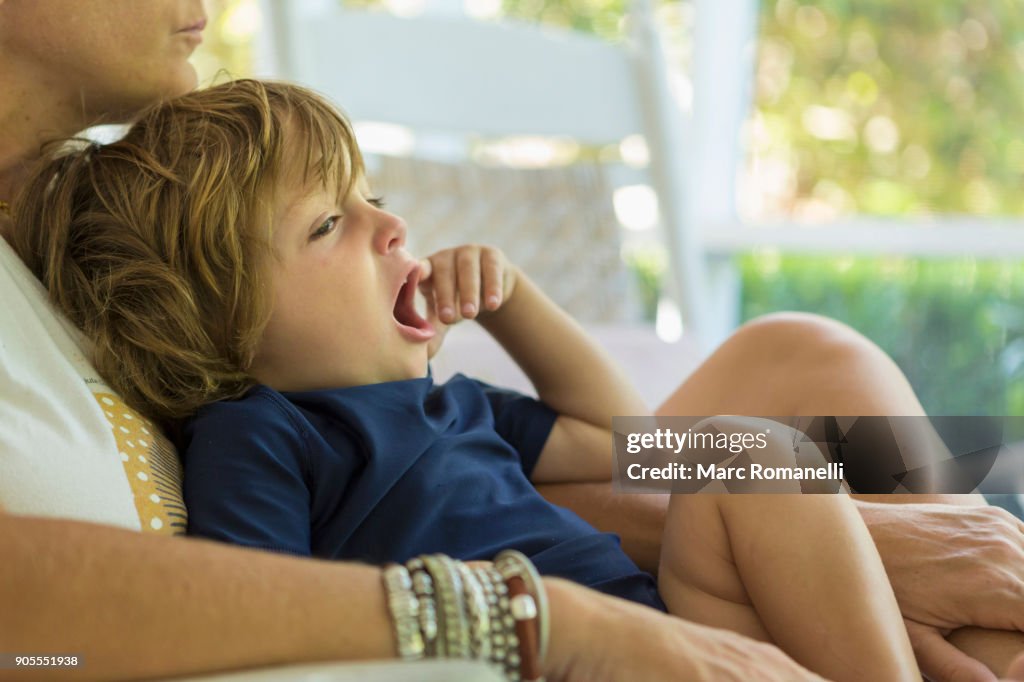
0,236,185,534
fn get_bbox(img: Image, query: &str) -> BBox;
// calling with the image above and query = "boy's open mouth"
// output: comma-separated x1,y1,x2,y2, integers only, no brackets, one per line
393,263,435,342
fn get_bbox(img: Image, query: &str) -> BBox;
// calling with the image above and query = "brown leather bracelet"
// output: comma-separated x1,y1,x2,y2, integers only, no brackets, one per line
506,575,542,682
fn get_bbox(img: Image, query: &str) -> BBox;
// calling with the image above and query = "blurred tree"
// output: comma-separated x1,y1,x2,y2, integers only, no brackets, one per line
741,255,1024,414
500,0,629,39
748,0,1024,219
192,0,258,84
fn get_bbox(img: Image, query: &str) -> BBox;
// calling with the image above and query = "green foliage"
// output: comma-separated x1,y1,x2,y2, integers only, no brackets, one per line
755,0,1024,217
624,246,668,321
500,0,628,39
741,254,1024,415
192,0,257,83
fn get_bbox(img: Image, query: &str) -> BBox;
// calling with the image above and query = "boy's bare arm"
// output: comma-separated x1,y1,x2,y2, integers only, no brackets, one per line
418,247,644,482
477,271,647,482
0,511,395,681
536,482,668,573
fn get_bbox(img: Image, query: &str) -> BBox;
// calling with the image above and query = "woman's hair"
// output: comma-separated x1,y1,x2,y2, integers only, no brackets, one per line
11,79,363,424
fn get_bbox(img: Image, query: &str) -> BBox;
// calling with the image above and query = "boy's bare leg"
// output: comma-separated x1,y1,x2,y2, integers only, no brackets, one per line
539,313,1019,680
653,313,988,506
538,313,985,573
657,491,920,682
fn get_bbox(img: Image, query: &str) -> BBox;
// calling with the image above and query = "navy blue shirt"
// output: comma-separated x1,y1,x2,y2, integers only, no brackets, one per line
182,373,664,610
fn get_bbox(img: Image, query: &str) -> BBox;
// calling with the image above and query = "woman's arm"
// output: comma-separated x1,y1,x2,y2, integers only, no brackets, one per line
3,511,832,682
0,511,394,682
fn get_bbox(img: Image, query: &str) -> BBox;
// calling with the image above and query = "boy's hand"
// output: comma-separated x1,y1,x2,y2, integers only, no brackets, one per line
418,244,517,326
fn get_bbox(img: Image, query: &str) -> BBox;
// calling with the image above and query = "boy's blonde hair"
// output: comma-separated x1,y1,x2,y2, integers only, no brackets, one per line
12,79,364,424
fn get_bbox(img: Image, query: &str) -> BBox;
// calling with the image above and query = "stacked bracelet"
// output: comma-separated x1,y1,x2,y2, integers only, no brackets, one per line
381,551,549,682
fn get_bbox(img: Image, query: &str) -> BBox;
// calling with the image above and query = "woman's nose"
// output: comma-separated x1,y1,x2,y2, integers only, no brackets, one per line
374,211,407,254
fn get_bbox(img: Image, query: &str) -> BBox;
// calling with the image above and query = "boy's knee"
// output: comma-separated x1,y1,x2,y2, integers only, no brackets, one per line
732,312,880,369
724,313,916,417
686,416,812,493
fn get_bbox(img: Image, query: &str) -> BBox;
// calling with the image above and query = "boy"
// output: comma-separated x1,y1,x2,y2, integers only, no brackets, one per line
12,79,918,682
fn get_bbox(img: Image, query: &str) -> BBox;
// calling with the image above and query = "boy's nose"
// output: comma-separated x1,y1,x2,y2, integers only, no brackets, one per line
374,211,407,254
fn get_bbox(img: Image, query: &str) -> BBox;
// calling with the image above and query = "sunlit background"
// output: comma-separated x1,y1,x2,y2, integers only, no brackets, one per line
192,0,1024,416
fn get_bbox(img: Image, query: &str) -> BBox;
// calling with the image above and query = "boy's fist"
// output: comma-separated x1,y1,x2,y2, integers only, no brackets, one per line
418,244,517,325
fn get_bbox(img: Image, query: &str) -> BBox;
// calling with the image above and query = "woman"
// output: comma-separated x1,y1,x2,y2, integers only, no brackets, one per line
1,1,1022,680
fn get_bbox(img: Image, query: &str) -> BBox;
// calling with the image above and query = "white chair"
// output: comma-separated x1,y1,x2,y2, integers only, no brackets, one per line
372,155,630,323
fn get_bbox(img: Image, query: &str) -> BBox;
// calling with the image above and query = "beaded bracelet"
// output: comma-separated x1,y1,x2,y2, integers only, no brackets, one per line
495,550,549,666
484,565,519,679
456,560,491,659
381,563,424,660
478,564,514,673
408,559,439,656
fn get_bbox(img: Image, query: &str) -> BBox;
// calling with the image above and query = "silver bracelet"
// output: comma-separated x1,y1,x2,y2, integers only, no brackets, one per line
381,563,425,660
422,554,471,659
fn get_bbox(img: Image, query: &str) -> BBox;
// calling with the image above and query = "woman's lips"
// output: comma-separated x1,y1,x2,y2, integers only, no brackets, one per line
176,18,207,45
178,18,207,32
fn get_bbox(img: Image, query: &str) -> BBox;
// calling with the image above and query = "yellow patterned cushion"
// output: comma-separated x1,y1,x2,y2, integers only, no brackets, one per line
93,393,187,535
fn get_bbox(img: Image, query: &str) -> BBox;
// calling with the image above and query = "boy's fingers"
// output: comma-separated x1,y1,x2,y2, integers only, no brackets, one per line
480,249,503,310
416,259,434,300
418,258,432,282
424,290,449,329
430,253,458,323
456,248,481,319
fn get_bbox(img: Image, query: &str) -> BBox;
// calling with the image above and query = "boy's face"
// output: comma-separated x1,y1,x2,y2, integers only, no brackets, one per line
249,177,436,392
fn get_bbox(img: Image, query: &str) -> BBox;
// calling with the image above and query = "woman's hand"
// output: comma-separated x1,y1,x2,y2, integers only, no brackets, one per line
418,245,518,358
858,501,1024,681
542,578,827,682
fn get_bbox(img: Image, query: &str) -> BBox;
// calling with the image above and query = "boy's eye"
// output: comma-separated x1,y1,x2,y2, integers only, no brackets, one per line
367,195,386,209
311,215,340,240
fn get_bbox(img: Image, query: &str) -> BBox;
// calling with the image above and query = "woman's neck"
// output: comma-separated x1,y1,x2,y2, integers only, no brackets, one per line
0,71,105,203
